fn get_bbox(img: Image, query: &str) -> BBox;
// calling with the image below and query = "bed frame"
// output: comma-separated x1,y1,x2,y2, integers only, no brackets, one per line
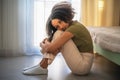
94,43,120,65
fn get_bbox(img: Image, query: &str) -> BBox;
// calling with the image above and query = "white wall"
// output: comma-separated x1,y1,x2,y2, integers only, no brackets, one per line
0,0,2,49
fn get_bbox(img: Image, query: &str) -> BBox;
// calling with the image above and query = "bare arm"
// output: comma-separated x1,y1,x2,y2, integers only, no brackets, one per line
40,31,74,53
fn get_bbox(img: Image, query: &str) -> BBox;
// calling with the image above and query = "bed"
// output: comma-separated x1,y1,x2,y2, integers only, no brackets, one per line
87,26,120,65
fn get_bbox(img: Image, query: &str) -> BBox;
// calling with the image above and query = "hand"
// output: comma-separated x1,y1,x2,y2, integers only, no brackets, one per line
40,38,48,54
40,39,51,53
40,38,49,49
42,38,49,43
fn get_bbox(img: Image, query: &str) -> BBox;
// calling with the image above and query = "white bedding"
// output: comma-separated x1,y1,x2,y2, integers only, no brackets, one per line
87,27,120,53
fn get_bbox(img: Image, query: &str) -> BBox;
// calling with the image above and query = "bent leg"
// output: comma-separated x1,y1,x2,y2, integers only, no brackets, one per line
53,30,94,75
40,30,63,65
61,40,94,75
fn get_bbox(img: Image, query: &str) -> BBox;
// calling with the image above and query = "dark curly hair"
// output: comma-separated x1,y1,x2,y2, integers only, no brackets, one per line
46,1,75,41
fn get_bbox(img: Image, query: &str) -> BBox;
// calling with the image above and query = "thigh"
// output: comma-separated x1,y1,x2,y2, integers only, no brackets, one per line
61,39,83,73
61,39,94,75
53,30,94,75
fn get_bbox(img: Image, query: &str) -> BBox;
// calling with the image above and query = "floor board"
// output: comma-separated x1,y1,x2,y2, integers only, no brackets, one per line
0,54,119,80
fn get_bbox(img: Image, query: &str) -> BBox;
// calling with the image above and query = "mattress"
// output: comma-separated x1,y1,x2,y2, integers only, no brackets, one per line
87,27,120,53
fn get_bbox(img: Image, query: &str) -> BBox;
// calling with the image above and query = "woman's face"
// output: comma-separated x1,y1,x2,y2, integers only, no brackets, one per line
51,19,69,31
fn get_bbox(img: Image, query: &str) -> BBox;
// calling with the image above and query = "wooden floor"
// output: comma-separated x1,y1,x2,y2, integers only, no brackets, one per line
0,53,120,80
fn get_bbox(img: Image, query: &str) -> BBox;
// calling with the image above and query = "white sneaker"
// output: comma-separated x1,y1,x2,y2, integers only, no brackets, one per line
23,65,48,75
23,65,39,71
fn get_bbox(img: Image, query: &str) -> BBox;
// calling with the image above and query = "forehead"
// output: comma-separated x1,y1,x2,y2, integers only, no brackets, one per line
51,19,60,25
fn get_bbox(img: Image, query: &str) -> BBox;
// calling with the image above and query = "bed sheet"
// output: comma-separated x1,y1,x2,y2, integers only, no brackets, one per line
87,27,120,53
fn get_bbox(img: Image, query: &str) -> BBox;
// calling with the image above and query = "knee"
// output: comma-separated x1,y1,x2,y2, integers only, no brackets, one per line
53,30,63,39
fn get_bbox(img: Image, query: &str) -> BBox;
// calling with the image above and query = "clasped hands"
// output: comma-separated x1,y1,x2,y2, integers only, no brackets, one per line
40,38,60,54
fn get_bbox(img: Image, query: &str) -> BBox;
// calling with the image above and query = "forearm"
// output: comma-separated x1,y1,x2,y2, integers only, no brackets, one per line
40,31,73,53
40,47,60,56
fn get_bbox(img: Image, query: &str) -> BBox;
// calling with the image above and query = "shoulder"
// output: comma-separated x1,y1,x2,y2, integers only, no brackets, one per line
66,21,85,31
